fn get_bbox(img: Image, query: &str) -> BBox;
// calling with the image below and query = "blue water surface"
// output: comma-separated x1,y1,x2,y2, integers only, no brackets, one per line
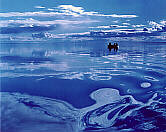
1,40,166,132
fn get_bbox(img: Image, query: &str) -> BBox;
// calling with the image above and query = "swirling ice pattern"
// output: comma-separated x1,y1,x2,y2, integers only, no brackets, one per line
1,92,79,132
80,89,166,132
81,98,166,131
1,88,166,132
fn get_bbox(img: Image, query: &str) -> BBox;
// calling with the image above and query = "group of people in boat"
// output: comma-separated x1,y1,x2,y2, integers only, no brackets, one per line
108,42,119,51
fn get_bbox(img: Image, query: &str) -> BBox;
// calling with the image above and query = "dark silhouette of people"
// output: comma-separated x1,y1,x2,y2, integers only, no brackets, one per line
108,42,118,52
108,42,113,51
114,43,118,51
113,43,116,51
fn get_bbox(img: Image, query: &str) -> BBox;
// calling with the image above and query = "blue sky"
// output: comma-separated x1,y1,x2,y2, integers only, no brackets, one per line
0,0,166,41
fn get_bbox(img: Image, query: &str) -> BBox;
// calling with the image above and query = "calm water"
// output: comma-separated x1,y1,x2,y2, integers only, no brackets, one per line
1,40,166,132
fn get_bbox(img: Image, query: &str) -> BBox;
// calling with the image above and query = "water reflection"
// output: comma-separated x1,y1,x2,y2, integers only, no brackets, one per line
0,40,166,105
1,40,166,131
0,41,166,80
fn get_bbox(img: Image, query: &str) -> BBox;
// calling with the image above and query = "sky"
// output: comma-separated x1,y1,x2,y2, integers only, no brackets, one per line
0,0,166,41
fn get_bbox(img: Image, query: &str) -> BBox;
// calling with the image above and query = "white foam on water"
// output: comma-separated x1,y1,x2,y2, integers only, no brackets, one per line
36,77,45,81
103,55,124,61
79,53,89,56
140,82,151,88
144,76,159,82
61,72,84,80
103,61,110,64
91,88,122,104
89,74,112,81
80,88,127,116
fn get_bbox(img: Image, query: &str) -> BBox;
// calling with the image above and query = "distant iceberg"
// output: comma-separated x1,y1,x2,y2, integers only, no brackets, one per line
32,32,54,39
70,29,161,38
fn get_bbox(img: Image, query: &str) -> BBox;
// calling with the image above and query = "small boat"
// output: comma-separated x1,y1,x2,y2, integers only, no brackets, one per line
108,43,119,51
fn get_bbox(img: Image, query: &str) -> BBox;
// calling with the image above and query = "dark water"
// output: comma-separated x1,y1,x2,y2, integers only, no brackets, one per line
0,40,166,132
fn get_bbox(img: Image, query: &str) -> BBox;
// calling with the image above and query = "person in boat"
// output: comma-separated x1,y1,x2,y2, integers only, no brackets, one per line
108,42,114,51
108,42,118,51
113,43,116,51
114,42,118,51
108,42,112,47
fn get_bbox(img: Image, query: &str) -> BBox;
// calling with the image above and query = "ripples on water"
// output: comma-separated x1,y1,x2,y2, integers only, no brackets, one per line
0,40,166,131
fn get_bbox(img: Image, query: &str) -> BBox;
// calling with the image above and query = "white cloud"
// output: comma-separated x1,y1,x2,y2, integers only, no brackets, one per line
0,5,138,19
89,24,128,29
34,6,46,9
0,18,99,28
0,11,84,18
112,20,119,23
149,21,160,27
47,8,55,11
0,11,67,17
132,24,145,28
58,5,84,14
89,26,110,29
98,14,138,18
122,23,130,25
81,11,98,16
110,25,128,28
160,20,166,25
56,5,99,17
